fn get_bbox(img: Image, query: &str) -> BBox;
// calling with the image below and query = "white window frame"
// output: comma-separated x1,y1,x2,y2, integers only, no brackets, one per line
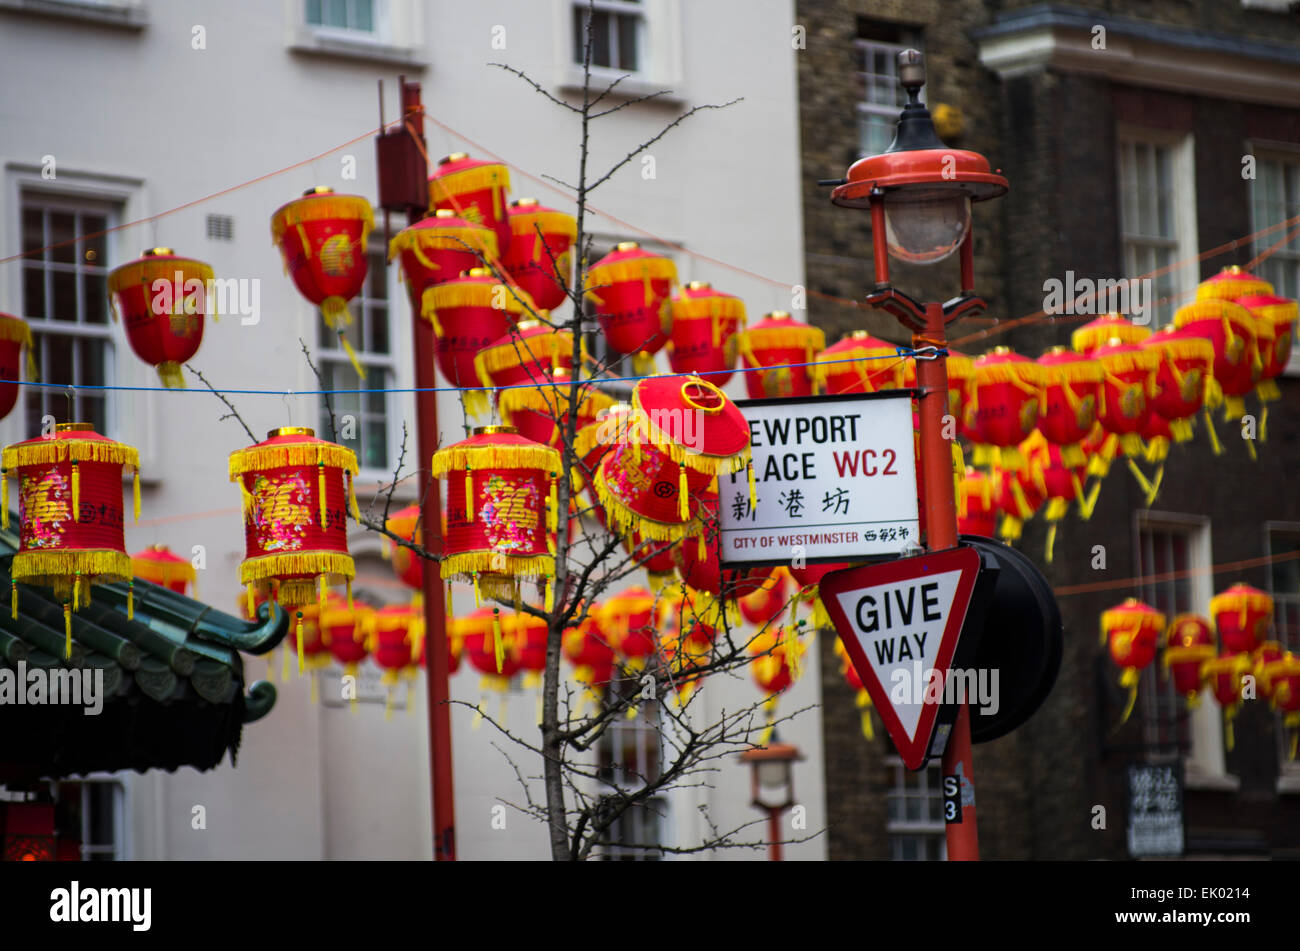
4,164,159,475
594,676,669,860
854,37,921,159
315,241,399,486
1263,520,1300,792
289,0,425,67
557,0,685,102
1135,511,1237,791
883,754,947,861
1247,141,1300,376
1116,126,1199,330
304,0,387,40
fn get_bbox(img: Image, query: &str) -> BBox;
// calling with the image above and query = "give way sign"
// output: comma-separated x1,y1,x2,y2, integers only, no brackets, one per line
819,546,981,770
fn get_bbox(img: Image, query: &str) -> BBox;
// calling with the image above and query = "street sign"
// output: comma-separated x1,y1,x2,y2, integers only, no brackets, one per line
1127,763,1185,858
718,391,919,567
819,546,981,770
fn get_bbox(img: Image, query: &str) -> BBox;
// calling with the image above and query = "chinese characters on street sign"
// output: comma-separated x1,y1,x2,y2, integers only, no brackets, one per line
1127,763,1184,858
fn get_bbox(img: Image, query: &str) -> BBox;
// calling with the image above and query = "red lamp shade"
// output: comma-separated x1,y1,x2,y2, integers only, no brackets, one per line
431,426,560,605
130,544,195,595
739,566,790,628
1035,346,1102,465
270,187,374,375
106,248,212,388
968,347,1043,471
956,466,999,538
428,153,512,257
229,426,359,612
1162,613,1215,707
390,209,498,308
1089,339,1158,458
585,242,677,374
1209,583,1273,655
502,198,575,311
1071,313,1151,354
3,423,140,656
0,313,35,425
812,331,905,396
599,586,657,670
736,310,825,399
1101,599,1165,724
1174,298,1260,417
1196,265,1273,303
422,268,535,395
667,281,746,385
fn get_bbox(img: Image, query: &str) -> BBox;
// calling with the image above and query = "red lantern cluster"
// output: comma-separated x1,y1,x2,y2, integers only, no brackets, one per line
667,281,746,384
736,311,825,399
502,198,576,312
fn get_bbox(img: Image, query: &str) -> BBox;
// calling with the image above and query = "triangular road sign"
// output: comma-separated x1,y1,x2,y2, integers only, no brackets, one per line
820,546,982,770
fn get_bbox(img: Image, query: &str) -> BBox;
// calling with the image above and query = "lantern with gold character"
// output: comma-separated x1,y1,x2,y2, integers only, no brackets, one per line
1162,614,1215,708
107,248,214,388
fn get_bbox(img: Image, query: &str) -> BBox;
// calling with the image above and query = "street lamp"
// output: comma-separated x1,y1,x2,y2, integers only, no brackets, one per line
827,50,1007,862
739,741,803,861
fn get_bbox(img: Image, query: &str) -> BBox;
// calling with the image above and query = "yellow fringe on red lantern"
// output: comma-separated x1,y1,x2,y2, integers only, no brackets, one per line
9,581,14,620
127,581,133,620
463,466,474,520
63,603,72,658
972,359,1045,391
2,471,8,530
737,323,826,355
855,688,875,740
492,609,504,673
510,208,577,242
473,329,575,386
388,223,498,266
1119,667,1141,724
156,361,186,389
547,475,558,534
3,439,139,472
228,441,358,479
270,193,374,248
429,163,511,205
347,471,360,522
629,401,752,479
439,551,555,585
11,550,131,599
1072,318,1151,353
672,293,746,325
430,442,561,479
585,255,678,293
422,278,536,318
238,551,355,588
317,463,328,530
591,466,702,543
70,463,80,521
677,466,690,521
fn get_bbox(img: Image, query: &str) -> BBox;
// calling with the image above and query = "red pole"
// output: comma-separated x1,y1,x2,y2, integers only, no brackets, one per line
914,300,979,861
768,809,783,862
400,80,456,861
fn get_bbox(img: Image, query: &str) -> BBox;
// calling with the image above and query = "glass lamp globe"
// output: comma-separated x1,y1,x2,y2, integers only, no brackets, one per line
882,188,972,265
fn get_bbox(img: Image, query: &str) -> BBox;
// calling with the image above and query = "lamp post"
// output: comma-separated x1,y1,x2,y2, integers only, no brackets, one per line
828,49,1007,862
739,741,803,861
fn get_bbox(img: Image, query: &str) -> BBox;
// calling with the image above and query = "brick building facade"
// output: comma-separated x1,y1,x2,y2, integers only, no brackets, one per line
798,1,1300,859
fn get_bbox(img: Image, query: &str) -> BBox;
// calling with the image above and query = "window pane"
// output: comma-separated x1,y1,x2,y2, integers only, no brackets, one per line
45,333,73,387
617,13,639,71
324,0,347,28
82,272,108,324
80,337,106,387
590,11,612,67
51,270,77,322
82,215,107,266
23,266,45,320
22,207,43,255
306,0,322,25
50,212,76,264
354,0,373,32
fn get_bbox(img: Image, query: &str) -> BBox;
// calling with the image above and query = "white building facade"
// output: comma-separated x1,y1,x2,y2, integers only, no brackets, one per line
0,0,821,860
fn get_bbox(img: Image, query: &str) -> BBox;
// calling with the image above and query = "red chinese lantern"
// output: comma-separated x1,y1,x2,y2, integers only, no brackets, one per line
1237,292,1297,404
574,402,632,499
3,423,140,655
390,209,498,306
367,603,423,716
1101,599,1165,724
1254,641,1286,702
501,198,575,312
657,592,713,703
991,462,1045,542
968,347,1043,470
384,504,424,591
130,544,195,595
428,153,512,257
1021,429,1095,562
474,320,576,394
956,467,998,537
1162,613,1215,708
627,532,677,591
0,313,36,424
672,492,769,615
1070,313,1151,354
107,248,213,388
286,594,334,678
563,611,616,698
422,268,535,410
833,636,875,740
739,566,790,628
1209,583,1273,655
594,375,753,542
1089,339,1158,457
460,606,518,680
320,599,374,684
1263,653,1300,760
599,587,657,671
812,331,905,396
1035,346,1101,466
1196,264,1272,304
431,426,559,606
270,187,374,375
1140,325,1214,447
750,626,804,742
504,610,548,688
1174,297,1259,418
585,242,677,374
667,281,746,385
788,562,845,632
1204,651,1252,751
229,426,360,617
736,310,825,399
498,366,616,449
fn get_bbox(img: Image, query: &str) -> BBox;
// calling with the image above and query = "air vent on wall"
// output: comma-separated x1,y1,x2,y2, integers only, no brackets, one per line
206,214,234,240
